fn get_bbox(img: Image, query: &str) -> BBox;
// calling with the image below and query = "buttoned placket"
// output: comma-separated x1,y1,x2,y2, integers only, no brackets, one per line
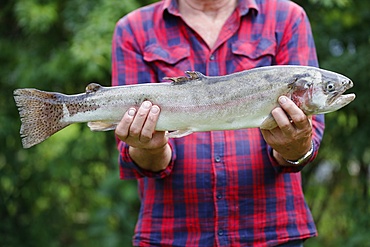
211,131,229,246
205,8,240,76
207,52,218,76
198,11,242,246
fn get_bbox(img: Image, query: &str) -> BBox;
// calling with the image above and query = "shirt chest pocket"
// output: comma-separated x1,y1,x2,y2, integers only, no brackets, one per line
230,38,277,71
143,44,191,81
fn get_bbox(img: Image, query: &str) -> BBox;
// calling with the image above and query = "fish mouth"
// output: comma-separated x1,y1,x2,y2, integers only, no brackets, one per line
329,93,356,110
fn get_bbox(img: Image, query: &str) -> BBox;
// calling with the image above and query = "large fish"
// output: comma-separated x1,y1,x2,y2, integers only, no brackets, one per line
14,65,355,148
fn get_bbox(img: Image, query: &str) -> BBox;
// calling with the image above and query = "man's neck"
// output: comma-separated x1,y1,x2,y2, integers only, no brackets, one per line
180,0,237,19
178,0,238,48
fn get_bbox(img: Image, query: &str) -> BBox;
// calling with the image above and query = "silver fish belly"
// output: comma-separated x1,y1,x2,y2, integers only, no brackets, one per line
13,65,355,148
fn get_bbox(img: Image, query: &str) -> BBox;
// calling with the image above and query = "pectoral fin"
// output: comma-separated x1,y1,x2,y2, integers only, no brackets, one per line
88,121,118,131
165,129,194,138
260,114,278,130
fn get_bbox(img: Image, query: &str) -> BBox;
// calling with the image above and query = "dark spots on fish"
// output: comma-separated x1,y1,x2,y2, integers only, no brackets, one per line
42,102,64,135
22,95,64,143
13,88,71,148
66,102,99,116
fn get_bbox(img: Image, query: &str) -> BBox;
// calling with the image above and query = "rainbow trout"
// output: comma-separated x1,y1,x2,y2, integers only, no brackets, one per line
14,65,355,148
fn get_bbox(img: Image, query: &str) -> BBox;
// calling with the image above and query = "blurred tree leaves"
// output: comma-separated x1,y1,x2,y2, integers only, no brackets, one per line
15,0,58,33
297,0,370,246
0,0,369,246
0,0,152,246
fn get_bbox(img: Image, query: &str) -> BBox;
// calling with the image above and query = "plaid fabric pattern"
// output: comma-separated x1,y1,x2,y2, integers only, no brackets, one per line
111,0,325,246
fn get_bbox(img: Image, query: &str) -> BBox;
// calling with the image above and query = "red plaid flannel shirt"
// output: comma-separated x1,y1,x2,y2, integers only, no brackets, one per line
112,0,325,246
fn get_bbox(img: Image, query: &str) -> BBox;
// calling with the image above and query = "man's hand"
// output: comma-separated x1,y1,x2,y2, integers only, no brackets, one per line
261,96,312,165
115,101,171,172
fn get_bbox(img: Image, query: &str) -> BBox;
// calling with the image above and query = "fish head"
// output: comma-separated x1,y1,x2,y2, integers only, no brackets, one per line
290,68,356,115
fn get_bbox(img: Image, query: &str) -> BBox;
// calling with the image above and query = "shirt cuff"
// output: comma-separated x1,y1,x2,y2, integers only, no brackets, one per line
119,141,176,179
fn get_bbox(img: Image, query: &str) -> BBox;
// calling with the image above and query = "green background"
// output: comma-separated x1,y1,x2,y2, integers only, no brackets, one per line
0,0,369,246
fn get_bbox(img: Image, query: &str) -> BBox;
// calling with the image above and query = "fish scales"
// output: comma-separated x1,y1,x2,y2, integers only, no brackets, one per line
13,65,355,148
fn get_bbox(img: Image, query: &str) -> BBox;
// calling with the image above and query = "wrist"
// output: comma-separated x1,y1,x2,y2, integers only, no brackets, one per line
129,143,171,172
284,141,314,165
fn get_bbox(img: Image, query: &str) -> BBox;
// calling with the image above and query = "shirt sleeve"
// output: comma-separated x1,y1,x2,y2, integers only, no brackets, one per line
274,2,318,67
111,15,176,180
117,139,177,179
267,3,325,173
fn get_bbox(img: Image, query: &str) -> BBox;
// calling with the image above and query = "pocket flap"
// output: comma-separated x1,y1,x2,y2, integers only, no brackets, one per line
143,44,190,64
232,38,276,59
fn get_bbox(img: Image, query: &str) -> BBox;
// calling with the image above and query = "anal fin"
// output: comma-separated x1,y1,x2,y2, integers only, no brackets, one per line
88,121,118,131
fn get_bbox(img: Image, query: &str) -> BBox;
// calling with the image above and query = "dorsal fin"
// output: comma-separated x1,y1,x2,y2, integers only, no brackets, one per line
85,83,102,94
185,71,203,80
163,76,190,84
163,71,204,85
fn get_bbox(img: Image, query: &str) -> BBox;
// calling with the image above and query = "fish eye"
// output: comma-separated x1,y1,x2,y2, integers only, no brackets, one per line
326,82,335,92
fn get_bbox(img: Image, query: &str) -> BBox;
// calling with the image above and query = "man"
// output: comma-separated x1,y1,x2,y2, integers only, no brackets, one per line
111,0,325,246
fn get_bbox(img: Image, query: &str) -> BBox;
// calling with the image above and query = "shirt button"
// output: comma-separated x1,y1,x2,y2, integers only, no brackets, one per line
216,193,222,199
218,229,224,236
209,54,215,60
215,156,221,163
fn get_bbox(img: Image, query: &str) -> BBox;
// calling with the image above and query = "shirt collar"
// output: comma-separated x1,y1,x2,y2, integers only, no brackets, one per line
162,0,259,17
238,0,259,16
163,0,180,16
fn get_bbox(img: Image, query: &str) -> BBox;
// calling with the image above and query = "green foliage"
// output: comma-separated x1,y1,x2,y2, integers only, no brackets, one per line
296,0,370,246
1,0,369,246
308,0,351,8
15,0,58,33
0,0,151,246
69,0,144,79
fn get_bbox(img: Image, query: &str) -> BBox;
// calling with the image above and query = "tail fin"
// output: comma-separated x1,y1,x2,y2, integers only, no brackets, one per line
13,88,69,148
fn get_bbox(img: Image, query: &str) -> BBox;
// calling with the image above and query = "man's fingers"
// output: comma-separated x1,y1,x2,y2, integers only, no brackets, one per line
271,107,293,132
129,101,152,137
115,108,136,140
276,96,309,129
115,101,162,146
140,105,161,143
